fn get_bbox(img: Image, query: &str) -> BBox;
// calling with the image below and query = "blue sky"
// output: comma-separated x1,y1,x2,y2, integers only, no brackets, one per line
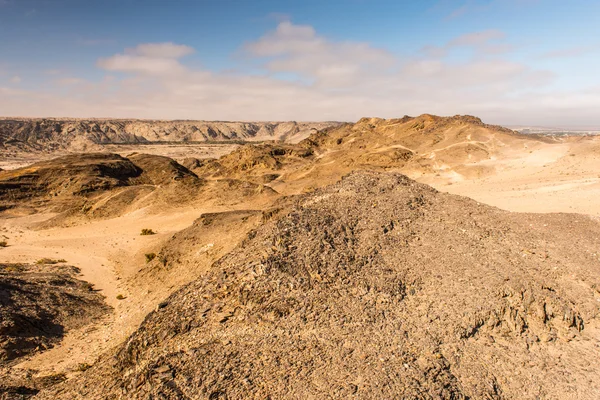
1,0,599,126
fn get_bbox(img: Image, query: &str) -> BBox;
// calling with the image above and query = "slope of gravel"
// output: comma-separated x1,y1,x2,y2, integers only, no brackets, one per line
37,171,600,399
0,262,110,398
0,263,109,363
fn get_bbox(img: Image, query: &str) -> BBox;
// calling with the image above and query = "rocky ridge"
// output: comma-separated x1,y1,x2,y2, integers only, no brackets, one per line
3,115,600,399
38,171,600,399
0,151,279,226
0,153,203,215
0,119,341,156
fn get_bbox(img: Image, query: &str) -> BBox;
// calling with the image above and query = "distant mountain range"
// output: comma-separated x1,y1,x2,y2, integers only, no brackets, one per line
0,118,342,155
511,126,600,136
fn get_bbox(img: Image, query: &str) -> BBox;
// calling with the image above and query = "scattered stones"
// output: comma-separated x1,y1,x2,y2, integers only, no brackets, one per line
35,171,600,399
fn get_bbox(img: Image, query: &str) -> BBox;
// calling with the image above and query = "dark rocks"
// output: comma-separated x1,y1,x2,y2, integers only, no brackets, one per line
0,263,110,364
36,171,600,399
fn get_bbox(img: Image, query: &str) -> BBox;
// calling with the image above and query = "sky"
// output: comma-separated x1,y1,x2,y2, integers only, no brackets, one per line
1,0,599,127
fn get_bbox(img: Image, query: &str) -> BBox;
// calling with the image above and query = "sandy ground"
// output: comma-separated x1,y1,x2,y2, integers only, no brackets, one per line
2,136,600,381
417,140,600,216
0,203,238,376
104,143,240,162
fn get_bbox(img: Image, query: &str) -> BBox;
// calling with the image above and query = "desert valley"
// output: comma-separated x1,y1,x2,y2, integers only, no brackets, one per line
1,114,600,399
4,0,600,397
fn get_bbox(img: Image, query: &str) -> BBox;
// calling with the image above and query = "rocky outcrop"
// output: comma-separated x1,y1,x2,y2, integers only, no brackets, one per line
0,262,109,398
0,262,109,364
0,152,205,219
37,171,600,399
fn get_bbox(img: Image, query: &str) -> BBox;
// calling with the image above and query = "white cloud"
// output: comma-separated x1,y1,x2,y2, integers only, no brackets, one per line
540,45,597,59
133,43,194,59
96,42,193,75
245,21,394,87
423,29,512,58
98,54,185,75
9,75,21,84
2,21,598,126
56,77,85,85
449,30,505,47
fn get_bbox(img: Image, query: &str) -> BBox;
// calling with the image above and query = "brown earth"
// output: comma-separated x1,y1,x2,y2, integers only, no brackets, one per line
1,114,600,399
0,153,142,208
36,171,600,399
3,114,600,218
190,114,600,216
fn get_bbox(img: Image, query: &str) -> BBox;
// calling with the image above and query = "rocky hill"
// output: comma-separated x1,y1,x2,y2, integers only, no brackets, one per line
0,262,109,398
0,153,202,215
2,113,594,223
0,114,573,221
3,115,600,399
0,151,277,225
0,119,341,155
37,171,600,399
185,114,534,194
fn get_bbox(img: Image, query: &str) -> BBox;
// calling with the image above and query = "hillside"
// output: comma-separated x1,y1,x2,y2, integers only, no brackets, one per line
0,114,518,220
185,114,531,193
0,153,204,217
2,113,599,222
3,113,599,221
2,114,600,399
188,114,600,214
36,171,600,399
0,152,277,224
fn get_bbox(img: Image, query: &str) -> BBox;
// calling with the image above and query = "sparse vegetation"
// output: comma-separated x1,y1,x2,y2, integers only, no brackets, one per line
2,264,25,273
76,363,92,372
159,255,168,266
2,112,600,399
0,240,7,247
36,258,59,265
35,258,67,265
53,171,600,399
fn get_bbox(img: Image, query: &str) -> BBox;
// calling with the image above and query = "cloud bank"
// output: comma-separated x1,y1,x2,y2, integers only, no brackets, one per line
0,21,598,126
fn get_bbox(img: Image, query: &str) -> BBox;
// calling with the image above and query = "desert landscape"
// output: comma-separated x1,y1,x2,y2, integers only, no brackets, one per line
1,114,600,399
2,1,600,398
